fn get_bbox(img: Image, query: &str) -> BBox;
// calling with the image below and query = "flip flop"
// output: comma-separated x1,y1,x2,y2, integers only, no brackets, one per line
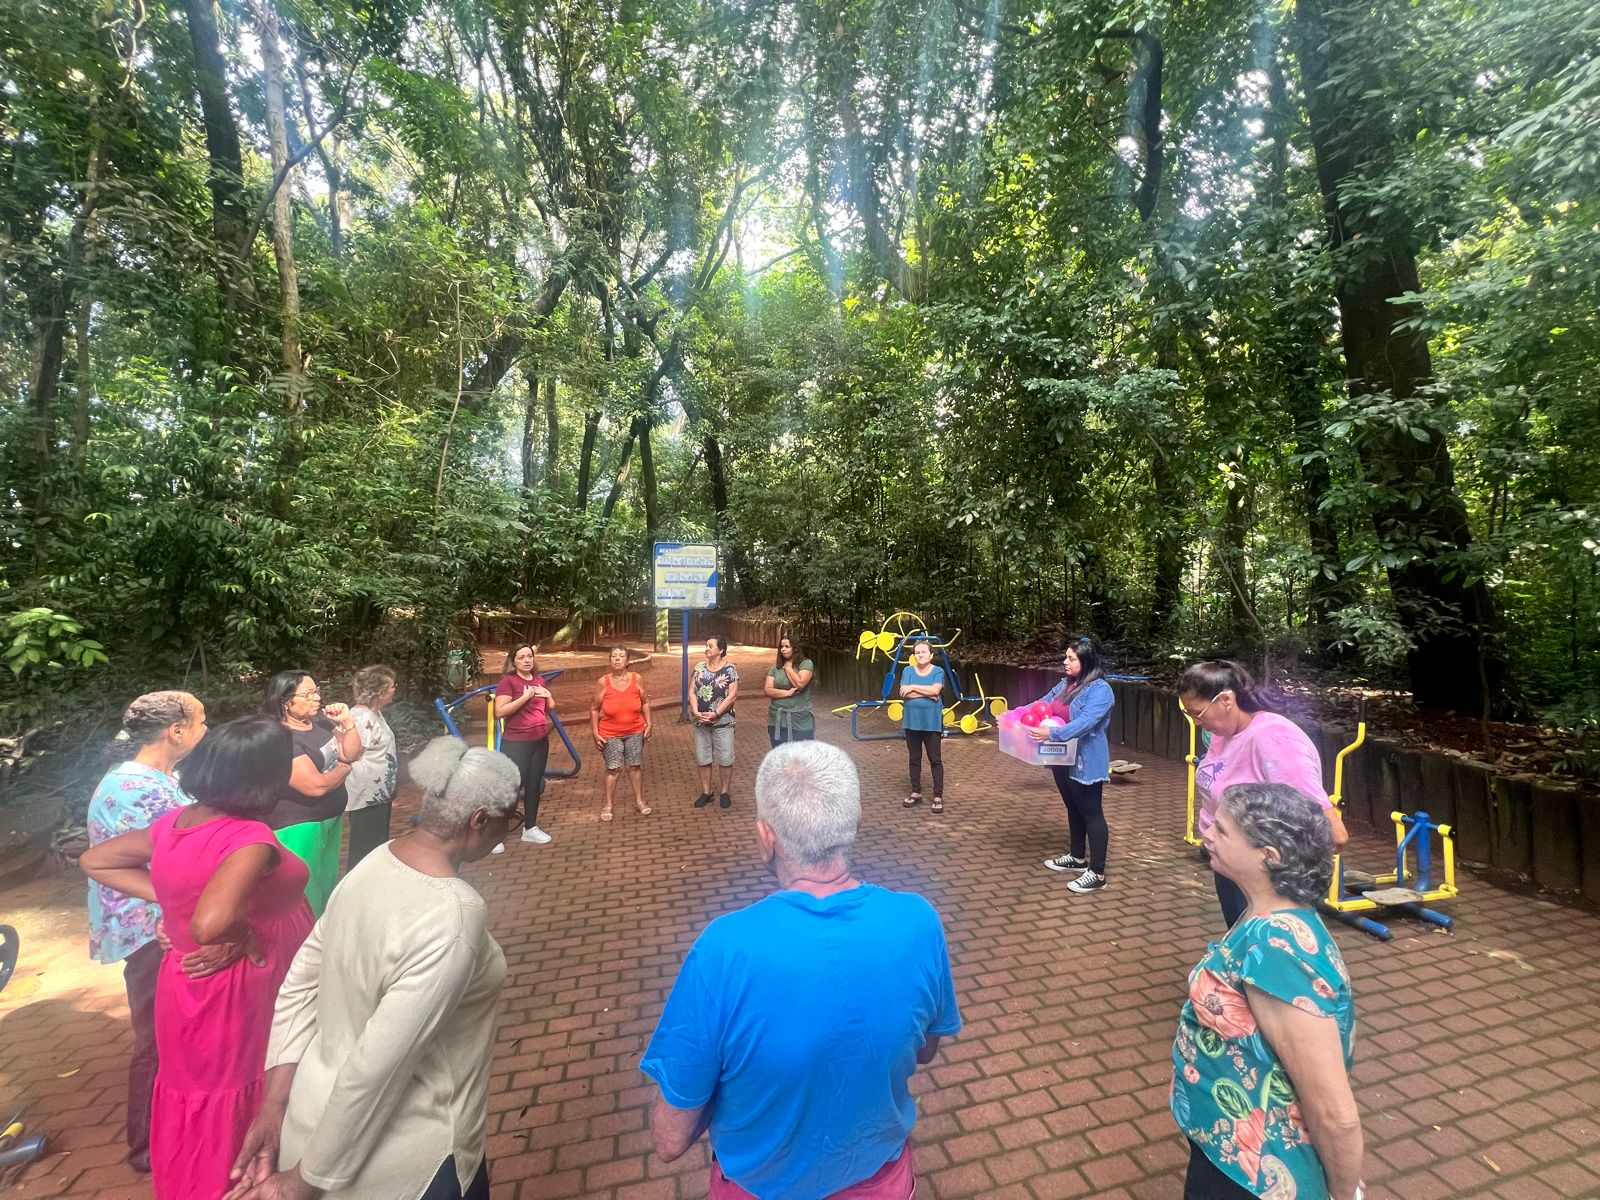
600,808,614,822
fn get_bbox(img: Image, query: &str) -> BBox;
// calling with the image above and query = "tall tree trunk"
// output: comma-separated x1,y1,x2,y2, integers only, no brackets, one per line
575,410,601,510
1264,44,1349,635
522,374,541,490
255,0,304,410
181,0,255,321
1293,0,1505,714
295,59,346,260
703,434,760,605
640,417,658,550
600,416,641,520
542,375,560,487
1109,26,1187,639
1220,464,1254,654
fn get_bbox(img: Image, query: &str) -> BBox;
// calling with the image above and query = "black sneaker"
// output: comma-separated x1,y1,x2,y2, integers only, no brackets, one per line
693,793,714,808
1066,869,1107,894
1043,853,1089,873
719,792,732,809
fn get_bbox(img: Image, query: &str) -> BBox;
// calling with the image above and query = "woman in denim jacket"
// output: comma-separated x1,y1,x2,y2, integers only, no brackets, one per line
1027,637,1115,894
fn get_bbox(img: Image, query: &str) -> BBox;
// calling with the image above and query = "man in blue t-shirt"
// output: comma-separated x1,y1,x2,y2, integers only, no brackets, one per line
641,741,961,1200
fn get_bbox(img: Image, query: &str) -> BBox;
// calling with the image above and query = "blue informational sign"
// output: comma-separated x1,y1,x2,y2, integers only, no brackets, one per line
653,542,718,610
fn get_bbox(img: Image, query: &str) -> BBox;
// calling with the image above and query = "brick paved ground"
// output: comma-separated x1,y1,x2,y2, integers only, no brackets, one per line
3,644,1598,1199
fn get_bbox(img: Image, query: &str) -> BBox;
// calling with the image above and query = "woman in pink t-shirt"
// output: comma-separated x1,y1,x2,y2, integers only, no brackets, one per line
495,644,556,845
1177,660,1347,927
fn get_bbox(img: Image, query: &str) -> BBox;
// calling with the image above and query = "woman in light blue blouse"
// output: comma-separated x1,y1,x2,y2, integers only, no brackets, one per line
86,691,207,1173
1171,782,1364,1200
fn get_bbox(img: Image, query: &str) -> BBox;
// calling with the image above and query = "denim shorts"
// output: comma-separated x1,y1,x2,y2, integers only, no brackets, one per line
693,722,735,766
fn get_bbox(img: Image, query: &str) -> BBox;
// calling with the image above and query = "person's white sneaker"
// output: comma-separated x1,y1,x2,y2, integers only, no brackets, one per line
521,825,552,844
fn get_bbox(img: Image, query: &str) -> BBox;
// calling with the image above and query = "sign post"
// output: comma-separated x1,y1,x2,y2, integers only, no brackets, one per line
652,542,718,721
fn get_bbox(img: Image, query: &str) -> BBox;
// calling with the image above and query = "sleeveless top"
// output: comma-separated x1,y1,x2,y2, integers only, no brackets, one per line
598,673,647,738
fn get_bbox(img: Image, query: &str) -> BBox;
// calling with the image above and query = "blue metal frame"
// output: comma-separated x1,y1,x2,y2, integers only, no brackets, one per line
433,669,581,778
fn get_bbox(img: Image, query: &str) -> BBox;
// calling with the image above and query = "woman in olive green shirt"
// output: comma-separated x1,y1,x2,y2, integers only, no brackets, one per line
764,635,816,747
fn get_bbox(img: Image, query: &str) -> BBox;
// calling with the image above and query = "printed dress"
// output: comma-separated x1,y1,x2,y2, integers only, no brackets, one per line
1171,907,1355,1199
148,810,314,1200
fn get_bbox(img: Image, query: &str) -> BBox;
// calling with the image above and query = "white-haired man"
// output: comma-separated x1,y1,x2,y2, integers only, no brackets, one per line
641,740,960,1200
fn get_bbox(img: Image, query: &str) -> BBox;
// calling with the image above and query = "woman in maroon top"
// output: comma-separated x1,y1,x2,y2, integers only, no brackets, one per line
495,644,556,845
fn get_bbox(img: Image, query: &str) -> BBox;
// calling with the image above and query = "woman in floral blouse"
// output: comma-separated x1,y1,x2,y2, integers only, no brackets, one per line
86,691,209,1172
1171,782,1365,1200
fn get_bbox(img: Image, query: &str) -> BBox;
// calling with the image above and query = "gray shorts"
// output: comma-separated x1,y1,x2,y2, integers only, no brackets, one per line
602,733,644,769
693,721,736,767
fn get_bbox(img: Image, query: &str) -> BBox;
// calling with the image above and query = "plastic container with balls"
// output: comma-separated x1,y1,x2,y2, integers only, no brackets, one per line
996,700,1077,766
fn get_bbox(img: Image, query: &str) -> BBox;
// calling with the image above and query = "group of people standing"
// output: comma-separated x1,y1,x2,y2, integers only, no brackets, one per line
73,637,1364,1200
81,677,524,1200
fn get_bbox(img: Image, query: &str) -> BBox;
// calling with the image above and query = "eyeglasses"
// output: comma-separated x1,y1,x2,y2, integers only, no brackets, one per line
1183,692,1224,721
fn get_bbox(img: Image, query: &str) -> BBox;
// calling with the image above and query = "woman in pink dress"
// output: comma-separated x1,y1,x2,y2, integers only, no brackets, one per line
81,715,314,1200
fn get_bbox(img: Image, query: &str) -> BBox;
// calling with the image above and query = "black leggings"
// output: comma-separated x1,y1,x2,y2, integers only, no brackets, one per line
1049,769,1108,874
345,802,392,871
906,729,944,796
420,1157,490,1200
1183,1140,1255,1199
501,737,550,826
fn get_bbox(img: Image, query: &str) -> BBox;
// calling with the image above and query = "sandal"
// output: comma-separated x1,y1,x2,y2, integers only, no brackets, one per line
634,801,652,816
600,807,614,822
903,794,923,808
931,797,944,814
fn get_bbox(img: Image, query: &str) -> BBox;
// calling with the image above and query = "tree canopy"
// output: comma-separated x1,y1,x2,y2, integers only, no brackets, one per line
2,0,1596,749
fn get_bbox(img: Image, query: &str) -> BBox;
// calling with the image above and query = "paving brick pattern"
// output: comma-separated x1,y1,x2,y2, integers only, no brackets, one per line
3,646,1598,1199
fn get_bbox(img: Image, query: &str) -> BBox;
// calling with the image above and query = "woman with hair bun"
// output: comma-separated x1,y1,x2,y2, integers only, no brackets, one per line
84,690,208,1173
227,737,518,1200
1177,660,1347,928
81,715,314,1200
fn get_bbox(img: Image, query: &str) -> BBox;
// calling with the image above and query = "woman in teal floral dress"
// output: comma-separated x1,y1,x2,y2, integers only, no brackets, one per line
1172,782,1366,1200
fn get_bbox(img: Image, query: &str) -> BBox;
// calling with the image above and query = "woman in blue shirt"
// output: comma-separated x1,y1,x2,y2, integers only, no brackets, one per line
1027,637,1115,894
899,640,948,814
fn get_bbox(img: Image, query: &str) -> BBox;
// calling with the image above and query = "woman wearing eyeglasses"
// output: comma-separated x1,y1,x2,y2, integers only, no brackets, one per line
262,671,364,916
226,738,518,1200
1177,661,1347,927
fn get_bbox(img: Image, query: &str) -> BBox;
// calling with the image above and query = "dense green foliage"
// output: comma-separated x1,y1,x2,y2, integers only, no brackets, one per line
2,0,1597,772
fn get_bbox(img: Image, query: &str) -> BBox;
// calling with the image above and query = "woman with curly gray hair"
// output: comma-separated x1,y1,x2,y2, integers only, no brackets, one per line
1171,783,1365,1200
226,737,520,1200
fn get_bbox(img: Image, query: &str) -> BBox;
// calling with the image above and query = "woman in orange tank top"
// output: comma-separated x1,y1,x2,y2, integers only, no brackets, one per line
590,646,652,821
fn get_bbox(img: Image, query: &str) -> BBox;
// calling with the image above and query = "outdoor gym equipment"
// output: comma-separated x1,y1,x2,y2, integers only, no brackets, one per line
1319,707,1458,940
831,611,1007,741
434,669,582,778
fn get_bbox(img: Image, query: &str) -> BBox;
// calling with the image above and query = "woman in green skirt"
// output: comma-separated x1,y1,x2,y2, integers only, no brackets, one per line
262,670,363,914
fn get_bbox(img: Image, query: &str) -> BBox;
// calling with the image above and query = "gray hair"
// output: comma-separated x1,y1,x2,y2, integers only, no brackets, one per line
1219,782,1335,905
410,736,521,837
121,691,197,745
755,741,860,866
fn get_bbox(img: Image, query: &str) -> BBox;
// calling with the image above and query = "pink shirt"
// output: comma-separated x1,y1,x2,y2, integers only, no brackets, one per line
495,673,550,741
1194,711,1329,834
